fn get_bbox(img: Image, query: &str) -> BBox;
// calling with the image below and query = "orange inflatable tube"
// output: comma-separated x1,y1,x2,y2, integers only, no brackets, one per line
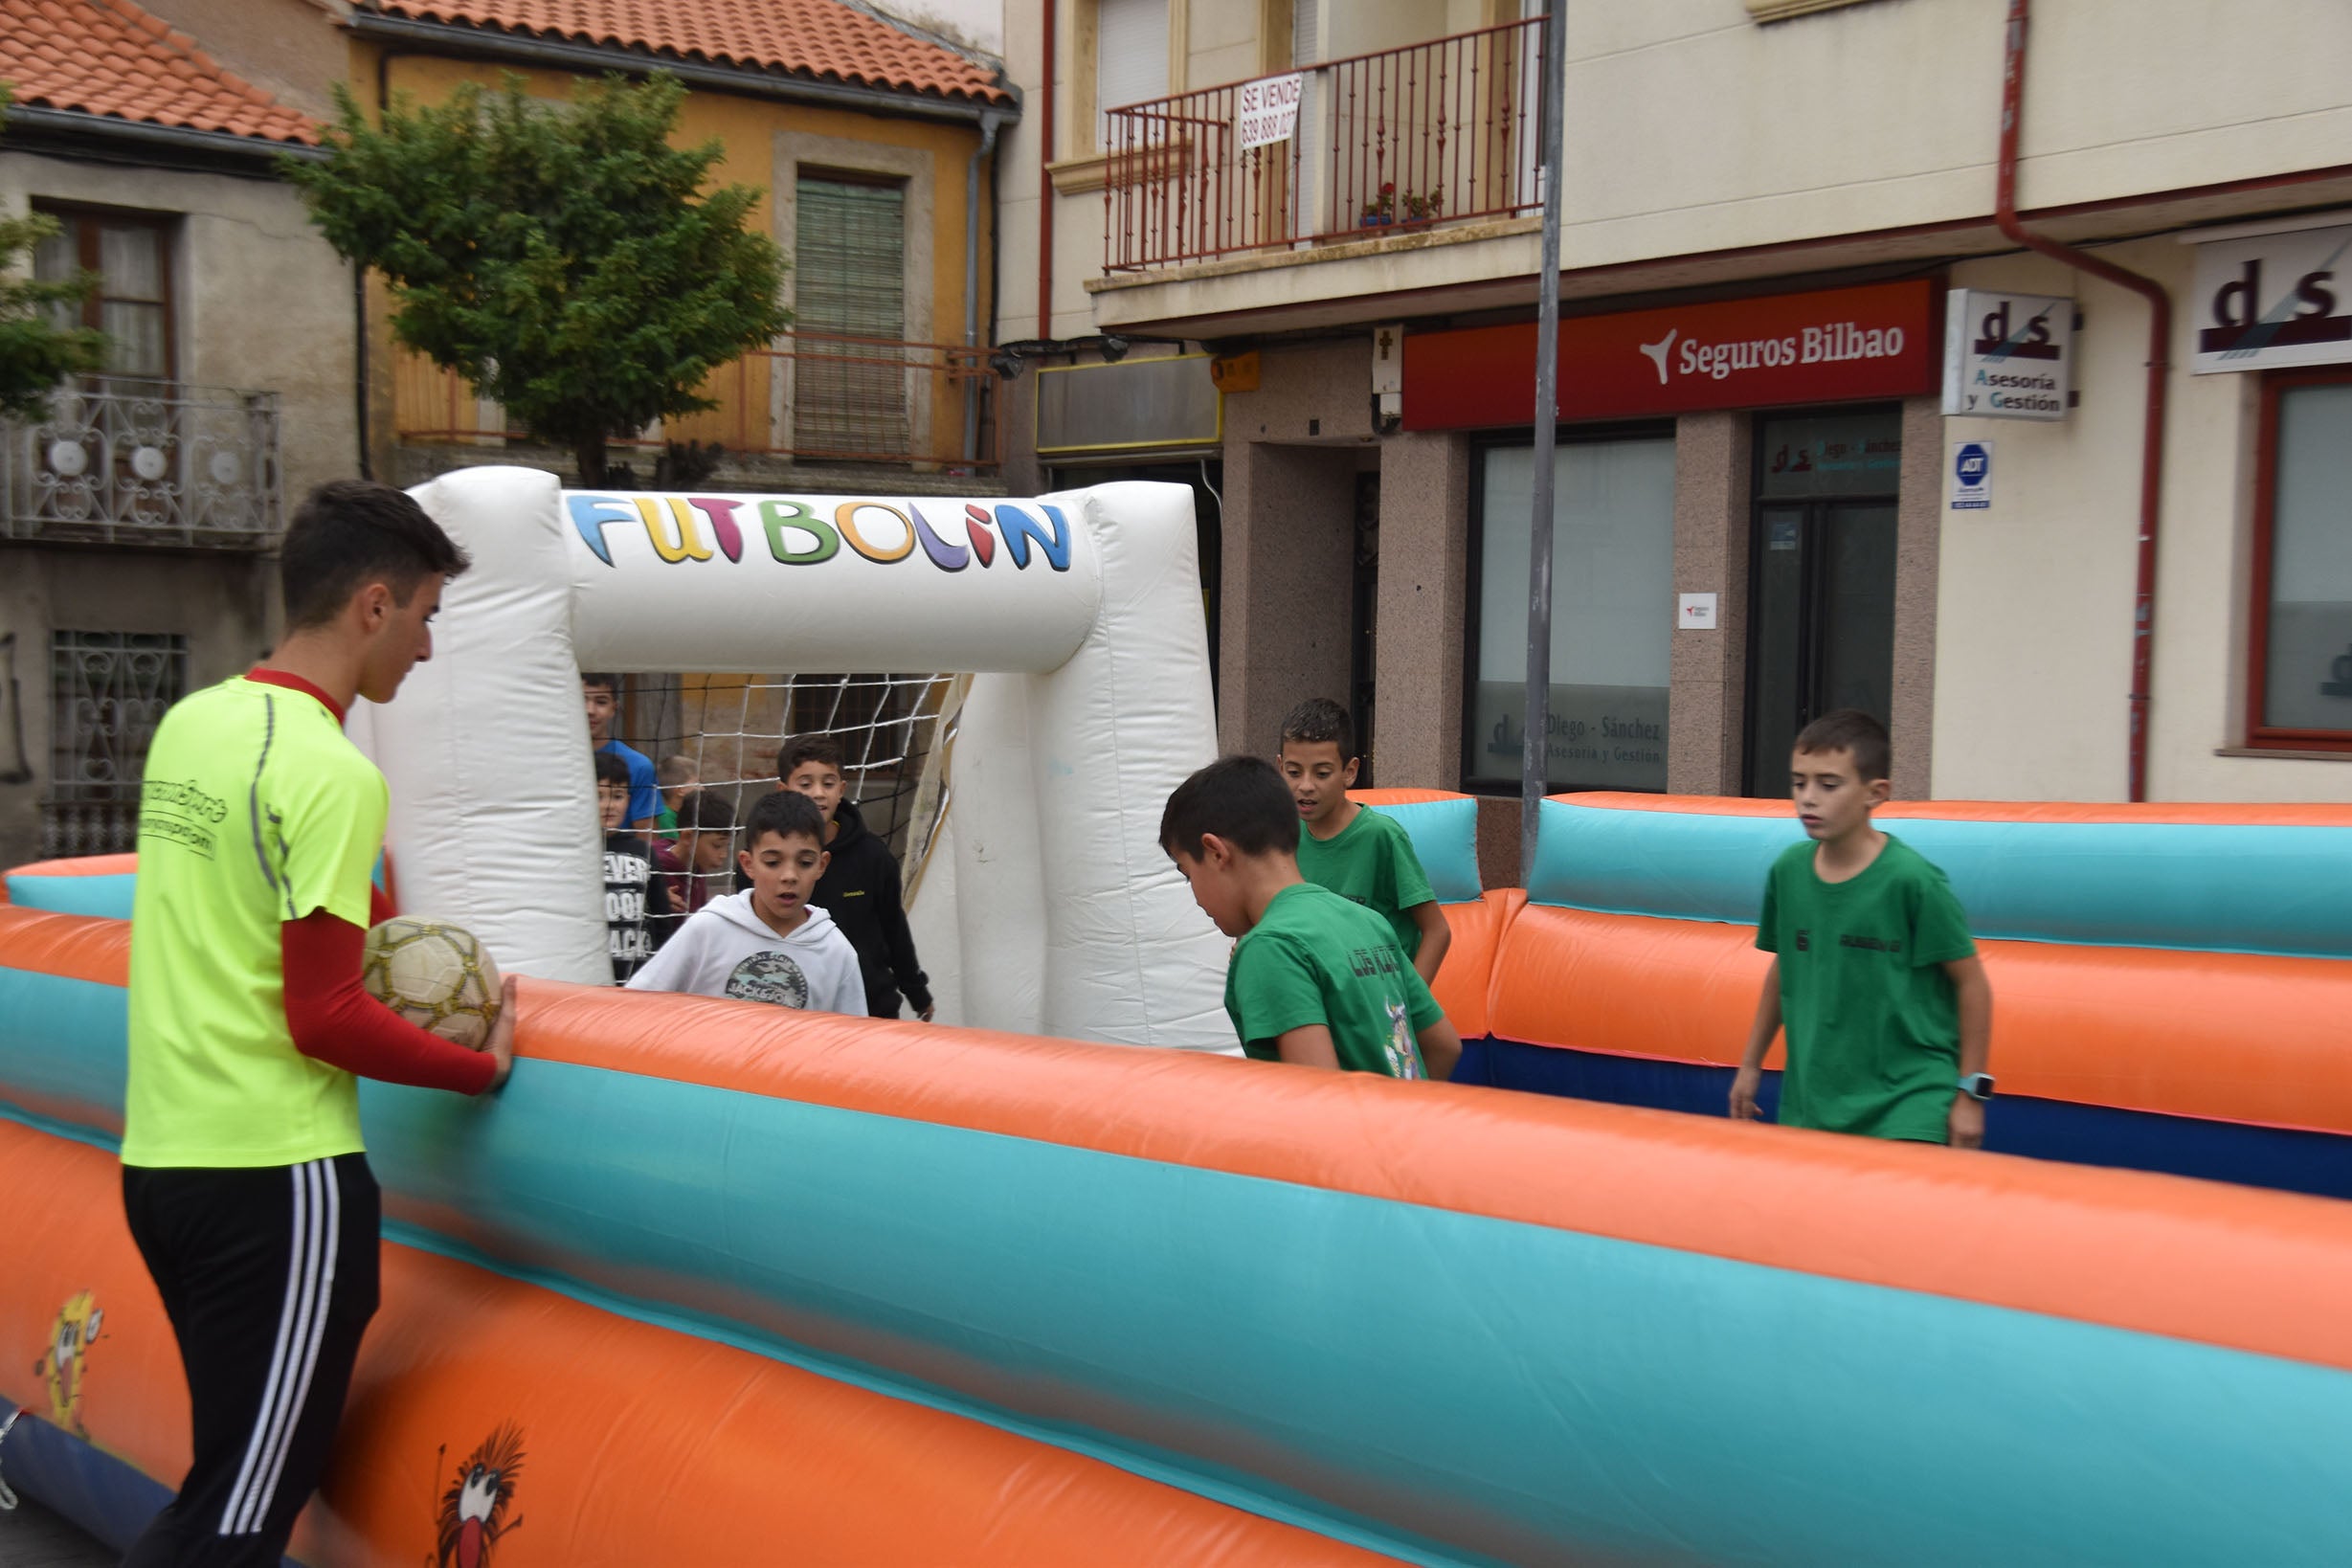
0,1117,1389,1566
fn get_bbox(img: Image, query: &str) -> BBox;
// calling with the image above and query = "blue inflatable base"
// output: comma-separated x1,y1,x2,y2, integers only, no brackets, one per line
1,1410,190,1560
1455,1038,2352,1202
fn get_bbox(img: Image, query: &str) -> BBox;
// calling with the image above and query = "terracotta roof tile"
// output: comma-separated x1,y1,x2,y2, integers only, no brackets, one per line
0,0,318,144
370,0,1011,106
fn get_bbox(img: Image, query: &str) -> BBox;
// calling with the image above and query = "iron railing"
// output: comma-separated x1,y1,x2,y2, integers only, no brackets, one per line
39,630,187,859
1,378,283,547
395,330,1003,474
1105,15,1546,272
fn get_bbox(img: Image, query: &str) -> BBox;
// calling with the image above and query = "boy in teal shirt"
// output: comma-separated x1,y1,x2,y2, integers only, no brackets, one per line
1163,755,1461,1079
1730,709,1994,1146
1278,697,1451,987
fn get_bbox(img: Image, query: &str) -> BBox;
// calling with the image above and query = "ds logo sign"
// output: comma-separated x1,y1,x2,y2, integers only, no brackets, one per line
2190,225,2352,374
1955,444,1990,485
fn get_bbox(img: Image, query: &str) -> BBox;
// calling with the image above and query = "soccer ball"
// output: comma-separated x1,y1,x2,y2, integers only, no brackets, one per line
361,917,502,1051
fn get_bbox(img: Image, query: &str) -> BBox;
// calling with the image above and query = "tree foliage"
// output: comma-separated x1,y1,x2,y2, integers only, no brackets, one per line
0,86,109,420
287,71,788,483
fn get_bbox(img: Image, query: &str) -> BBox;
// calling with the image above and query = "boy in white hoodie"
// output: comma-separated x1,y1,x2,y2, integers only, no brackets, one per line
625,790,867,1014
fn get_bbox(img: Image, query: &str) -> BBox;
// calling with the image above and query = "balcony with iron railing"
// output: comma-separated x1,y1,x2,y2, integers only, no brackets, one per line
1102,16,1546,276
394,329,1004,479
1,377,283,548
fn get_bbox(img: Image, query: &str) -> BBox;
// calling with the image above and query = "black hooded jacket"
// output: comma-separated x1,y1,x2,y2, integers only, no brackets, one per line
814,799,931,1019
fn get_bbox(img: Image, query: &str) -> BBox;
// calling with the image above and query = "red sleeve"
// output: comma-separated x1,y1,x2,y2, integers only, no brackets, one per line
282,910,498,1094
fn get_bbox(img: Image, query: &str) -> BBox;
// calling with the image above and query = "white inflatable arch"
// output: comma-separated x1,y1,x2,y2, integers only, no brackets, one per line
347,466,1227,1049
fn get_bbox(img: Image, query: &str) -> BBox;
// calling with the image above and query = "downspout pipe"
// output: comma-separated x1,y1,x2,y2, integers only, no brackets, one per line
1038,0,1058,344
963,109,1003,463
1996,0,2171,802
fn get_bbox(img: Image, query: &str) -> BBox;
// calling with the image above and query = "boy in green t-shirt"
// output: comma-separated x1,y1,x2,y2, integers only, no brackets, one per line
1278,697,1451,987
1730,709,1994,1147
1163,754,1461,1079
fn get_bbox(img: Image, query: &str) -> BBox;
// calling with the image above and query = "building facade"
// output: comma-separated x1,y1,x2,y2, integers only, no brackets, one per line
331,0,1019,497
997,0,2352,876
0,0,345,866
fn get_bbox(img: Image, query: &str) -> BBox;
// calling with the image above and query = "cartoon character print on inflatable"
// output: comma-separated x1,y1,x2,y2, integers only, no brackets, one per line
31,1290,102,1436
434,1423,525,1568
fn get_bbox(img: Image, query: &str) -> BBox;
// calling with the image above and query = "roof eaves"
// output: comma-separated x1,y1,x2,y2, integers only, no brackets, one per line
0,102,328,164
346,8,1018,116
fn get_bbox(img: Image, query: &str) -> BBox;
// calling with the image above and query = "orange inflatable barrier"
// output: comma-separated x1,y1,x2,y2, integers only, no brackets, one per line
0,1119,1390,1566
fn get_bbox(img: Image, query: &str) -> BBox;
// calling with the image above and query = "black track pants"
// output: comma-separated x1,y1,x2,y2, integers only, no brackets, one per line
120,1154,381,1566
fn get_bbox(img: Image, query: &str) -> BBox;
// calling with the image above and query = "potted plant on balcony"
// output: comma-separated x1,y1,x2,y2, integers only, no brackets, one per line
1400,189,1445,227
1358,183,1396,228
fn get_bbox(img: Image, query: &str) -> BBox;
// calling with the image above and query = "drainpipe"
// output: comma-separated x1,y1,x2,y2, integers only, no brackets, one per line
1038,0,1057,343
1996,0,2171,802
358,45,419,484
964,110,1003,462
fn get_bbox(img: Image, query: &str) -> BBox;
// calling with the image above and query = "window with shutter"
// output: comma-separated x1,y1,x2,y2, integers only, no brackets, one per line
33,207,173,381
1096,0,1170,144
794,176,909,461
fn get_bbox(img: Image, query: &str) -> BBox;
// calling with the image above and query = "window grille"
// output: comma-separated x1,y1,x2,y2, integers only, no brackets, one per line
42,631,188,857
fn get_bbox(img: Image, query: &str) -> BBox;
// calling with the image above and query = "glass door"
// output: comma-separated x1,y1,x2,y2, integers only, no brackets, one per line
1743,410,1901,795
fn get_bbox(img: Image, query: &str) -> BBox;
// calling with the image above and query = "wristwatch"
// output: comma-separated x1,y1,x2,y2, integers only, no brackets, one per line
1957,1073,1996,1102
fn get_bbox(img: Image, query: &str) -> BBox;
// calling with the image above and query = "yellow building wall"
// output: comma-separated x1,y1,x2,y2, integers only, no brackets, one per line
350,40,994,474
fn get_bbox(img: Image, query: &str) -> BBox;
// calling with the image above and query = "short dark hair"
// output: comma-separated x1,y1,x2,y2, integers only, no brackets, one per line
280,481,469,631
657,753,698,787
679,791,735,833
1793,708,1892,785
776,735,843,780
580,672,619,696
593,750,629,788
743,788,827,850
1279,697,1355,760
1159,755,1299,860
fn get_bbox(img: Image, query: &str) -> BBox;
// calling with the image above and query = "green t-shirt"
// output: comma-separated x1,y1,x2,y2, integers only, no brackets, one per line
123,676,387,1168
1296,804,1437,958
1225,883,1442,1077
1756,834,1978,1143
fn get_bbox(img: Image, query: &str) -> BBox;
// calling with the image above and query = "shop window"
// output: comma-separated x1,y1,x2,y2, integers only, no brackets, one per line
32,206,174,381
2248,369,2352,750
1466,433,1677,791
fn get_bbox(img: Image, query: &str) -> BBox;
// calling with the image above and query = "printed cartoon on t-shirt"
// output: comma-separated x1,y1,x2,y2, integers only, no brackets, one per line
727,951,811,1008
1382,997,1422,1080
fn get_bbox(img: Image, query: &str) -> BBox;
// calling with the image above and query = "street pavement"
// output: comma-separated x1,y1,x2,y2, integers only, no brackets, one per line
0,1497,112,1567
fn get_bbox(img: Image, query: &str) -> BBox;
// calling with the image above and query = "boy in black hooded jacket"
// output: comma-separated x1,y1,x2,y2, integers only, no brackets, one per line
775,736,934,1020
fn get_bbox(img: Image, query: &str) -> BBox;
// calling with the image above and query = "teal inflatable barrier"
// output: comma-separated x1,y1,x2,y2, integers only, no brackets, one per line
1360,797,1481,904
1528,799,2352,957
4,871,136,920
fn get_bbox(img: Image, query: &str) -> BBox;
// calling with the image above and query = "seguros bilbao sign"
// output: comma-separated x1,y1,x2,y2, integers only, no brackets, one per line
1402,280,1938,430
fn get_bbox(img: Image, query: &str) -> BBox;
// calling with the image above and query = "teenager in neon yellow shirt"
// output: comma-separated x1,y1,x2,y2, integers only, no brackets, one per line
122,481,516,1566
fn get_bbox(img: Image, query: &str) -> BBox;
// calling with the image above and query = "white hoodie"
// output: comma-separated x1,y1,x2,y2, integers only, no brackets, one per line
624,891,868,1016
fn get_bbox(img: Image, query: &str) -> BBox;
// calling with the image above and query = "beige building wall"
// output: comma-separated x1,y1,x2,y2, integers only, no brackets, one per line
1934,236,2352,803
1073,0,2352,332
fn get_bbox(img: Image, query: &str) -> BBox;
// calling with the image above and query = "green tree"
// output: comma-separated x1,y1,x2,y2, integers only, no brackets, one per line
287,71,788,484
0,86,108,419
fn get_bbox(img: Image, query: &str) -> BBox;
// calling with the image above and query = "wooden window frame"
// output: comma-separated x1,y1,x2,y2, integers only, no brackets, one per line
32,201,178,383
2245,364,2352,752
